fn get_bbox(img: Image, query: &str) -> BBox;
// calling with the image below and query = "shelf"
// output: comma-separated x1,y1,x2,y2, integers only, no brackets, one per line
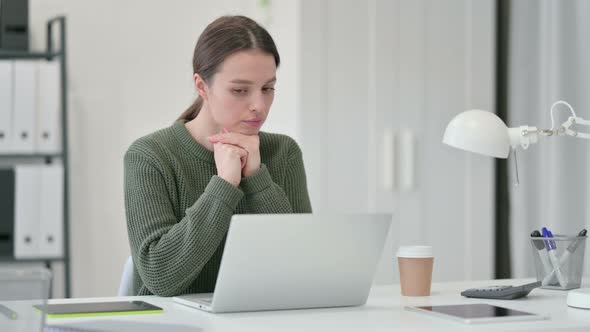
0,16,72,298
0,154,63,159
0,257,64,263
0,51,62,60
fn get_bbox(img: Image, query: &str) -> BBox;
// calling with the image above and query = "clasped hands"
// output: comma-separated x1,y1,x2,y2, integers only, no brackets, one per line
208,128,260,187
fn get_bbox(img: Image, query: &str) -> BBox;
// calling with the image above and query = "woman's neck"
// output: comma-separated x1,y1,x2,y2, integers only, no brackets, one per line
184,105,220,151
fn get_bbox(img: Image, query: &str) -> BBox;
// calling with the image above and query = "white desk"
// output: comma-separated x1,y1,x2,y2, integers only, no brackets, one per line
48,278,590,331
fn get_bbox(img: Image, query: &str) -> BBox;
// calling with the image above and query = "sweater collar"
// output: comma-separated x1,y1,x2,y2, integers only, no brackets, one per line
172,120,215,164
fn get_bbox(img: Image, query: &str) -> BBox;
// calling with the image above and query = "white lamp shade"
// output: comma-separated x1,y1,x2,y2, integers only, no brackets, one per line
442,110,510,159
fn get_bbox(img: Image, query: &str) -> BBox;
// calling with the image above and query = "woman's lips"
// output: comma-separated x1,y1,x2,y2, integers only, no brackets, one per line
243,119,263,127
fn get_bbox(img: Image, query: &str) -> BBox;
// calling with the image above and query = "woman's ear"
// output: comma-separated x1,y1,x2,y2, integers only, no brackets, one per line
194,73,208,101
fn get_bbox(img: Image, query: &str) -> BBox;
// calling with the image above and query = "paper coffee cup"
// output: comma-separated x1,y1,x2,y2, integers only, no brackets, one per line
397,245,434,296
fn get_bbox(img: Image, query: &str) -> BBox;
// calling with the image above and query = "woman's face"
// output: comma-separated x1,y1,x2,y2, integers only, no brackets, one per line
197,50,277,135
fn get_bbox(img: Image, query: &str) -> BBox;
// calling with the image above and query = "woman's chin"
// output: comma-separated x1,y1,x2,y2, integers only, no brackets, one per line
242,128,261,135
237,124,262,135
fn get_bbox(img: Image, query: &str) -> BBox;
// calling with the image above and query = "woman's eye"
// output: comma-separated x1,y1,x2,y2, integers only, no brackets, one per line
262,87,275,93
232,89,248,95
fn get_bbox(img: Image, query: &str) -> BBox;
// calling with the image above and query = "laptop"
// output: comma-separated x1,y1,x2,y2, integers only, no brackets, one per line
173,213,392,313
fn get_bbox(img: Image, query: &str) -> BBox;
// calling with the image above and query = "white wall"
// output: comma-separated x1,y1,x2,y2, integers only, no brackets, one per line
29,0,300,297
299,0,495,283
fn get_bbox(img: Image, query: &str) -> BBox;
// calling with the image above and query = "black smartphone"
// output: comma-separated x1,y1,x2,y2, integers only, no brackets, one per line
34,301,163,318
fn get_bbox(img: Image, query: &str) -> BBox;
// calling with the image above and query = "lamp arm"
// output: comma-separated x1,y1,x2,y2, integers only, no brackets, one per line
560,116,590,139
508,116,590,150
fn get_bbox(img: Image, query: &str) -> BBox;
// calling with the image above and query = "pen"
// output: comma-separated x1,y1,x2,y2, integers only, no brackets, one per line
0,304,17,320
565,229,587,254
543,229,587,286
531,230,554,280
542,227,568,287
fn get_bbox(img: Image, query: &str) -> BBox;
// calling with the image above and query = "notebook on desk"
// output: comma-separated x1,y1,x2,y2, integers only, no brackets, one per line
174,213,392,313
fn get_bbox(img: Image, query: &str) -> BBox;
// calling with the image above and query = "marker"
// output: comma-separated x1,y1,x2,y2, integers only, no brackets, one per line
542,227,568,287
567,229,588,253
543,229,587,286
531,230,554,281
0,304,17,320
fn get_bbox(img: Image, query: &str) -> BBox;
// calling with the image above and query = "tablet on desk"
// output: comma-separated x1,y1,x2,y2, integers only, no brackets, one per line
34,301,163,318
405,303,548,324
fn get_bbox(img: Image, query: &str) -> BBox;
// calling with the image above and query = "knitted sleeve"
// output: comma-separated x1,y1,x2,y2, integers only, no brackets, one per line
124,150,243,297
239,139,312,214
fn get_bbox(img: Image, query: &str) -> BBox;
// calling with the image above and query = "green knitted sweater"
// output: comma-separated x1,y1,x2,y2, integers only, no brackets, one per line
124,121,312,296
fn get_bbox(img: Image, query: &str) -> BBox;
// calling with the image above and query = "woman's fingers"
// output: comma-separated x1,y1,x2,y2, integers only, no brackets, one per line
208,132,253,149
240,154,247,169
209,130,259,175
223,142,247,169
215,142,248,159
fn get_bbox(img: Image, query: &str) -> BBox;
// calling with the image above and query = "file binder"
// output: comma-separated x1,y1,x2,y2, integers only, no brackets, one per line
39,164,64,258
0,169,15,257
13,165,41,258
0,61,13,153
12,61,37,153
36,60,61,154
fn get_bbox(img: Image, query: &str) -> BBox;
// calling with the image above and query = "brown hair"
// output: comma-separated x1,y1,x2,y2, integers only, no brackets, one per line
178,16,281,121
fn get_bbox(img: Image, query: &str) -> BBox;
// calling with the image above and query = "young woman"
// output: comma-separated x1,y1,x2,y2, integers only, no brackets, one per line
124,16,312,297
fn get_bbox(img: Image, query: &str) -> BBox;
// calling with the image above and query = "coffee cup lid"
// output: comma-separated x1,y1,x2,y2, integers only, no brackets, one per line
396,245,433,258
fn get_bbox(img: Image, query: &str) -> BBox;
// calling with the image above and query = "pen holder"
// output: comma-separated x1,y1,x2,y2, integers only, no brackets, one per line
530,235,587,290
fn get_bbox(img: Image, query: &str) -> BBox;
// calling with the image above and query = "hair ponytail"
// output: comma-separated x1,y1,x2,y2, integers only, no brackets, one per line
177,96,203,121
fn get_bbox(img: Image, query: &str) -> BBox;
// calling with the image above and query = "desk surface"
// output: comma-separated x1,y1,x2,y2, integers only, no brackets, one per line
48,278,590,332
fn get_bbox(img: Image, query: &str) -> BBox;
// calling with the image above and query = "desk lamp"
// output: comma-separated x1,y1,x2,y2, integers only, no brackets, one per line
442,100,590,309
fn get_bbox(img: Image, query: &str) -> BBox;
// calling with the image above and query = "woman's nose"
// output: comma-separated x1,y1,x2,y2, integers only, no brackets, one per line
250,93,267,113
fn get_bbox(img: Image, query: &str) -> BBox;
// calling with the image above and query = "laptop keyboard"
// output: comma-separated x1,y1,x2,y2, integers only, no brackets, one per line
200,297,213,304
44,326,98,332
